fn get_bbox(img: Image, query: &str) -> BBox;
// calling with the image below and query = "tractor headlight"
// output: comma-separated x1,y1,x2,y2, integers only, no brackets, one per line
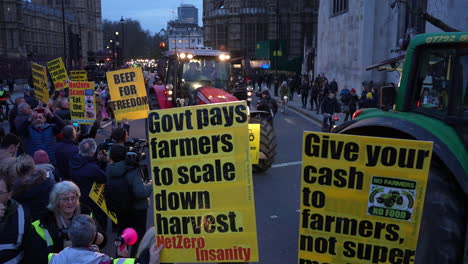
187,54,194,59
247,85,253,91
167,90,173,95
166,84,174,90
179,53,186,59
247,91,253,97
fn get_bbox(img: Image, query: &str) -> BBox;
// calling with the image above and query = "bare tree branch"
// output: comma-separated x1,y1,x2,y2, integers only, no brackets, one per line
418,11,460,32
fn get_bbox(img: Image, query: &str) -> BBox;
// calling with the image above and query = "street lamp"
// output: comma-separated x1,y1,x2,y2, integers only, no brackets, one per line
61,0,67,68
120,16,125,66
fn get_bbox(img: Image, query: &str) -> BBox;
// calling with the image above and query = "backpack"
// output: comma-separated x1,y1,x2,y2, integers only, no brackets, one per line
104,167,133,214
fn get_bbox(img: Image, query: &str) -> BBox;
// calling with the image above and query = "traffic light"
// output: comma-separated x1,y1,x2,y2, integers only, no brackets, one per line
106,58,111,62
159,42,167,51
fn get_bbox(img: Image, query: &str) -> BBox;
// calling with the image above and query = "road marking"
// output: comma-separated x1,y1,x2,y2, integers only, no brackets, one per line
288,107,322,126
272,161,302,168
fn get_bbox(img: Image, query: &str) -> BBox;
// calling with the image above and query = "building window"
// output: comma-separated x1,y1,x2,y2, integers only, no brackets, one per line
331,0,348,16
178,39,182,44
172,40,176,43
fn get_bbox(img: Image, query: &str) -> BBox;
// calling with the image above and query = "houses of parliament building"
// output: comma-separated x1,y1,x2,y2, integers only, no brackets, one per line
0,0,102,77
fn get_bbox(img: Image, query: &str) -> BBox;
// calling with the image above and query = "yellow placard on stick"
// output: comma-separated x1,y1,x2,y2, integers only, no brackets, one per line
298,132,433,264
31,63,49,103
148,101,258,263
69,81,96,124
89,182,118,224
47,57,69,90
106,68,149,121
248,124,260,164
70,70,88,81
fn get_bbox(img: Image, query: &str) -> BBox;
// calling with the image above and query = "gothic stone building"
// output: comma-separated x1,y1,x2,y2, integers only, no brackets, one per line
203,0,318,67
0,0,102,78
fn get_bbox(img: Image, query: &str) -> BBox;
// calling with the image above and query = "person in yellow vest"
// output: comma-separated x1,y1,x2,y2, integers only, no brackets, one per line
48,214,163,264
0,171,31,264
23,181,106,264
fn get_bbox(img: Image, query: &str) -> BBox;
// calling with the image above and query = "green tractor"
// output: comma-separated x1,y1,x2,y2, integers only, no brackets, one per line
335,32,468,263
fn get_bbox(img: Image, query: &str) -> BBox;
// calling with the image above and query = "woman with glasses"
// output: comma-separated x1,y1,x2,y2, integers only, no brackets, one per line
23,181,107,264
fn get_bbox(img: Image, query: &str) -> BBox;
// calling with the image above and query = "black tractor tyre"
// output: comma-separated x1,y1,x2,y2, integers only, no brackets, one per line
148,89,159,110
415,162,466,264
250,116,277,173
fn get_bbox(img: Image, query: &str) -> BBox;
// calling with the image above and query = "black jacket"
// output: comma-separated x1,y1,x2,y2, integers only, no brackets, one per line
321,96,341,115
69,154,106,208
0,199,31,264
55,139,78,181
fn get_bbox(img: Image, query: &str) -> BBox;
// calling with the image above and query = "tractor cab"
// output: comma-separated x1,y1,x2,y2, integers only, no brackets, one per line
149,47,234,109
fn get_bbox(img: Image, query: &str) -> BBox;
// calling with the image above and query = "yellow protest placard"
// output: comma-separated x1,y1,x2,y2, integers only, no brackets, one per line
148,101,258,263
31,63,49,103
106,68,149,121
248,124,260,164
70,70,88,81
47,57,69,90
89,182,118,224
69,81,96,124
298,132,433,264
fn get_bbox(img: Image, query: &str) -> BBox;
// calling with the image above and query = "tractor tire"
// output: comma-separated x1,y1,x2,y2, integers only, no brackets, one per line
148,89,159,110
250,116,277,173
415,162,466,264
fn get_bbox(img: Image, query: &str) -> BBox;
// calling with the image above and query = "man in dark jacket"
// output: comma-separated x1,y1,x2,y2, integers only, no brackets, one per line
320,93,341,130
300,80,310,109
17,107,65,165
330,78,339,94
55,125,78,181
107,144,152,257
310,81,319,111
70,138,107,231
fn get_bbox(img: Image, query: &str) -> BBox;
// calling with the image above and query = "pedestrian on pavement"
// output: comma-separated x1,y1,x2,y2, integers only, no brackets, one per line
0,170,32,264
106,144,152,257
55,125,79,181
3,154,55,222
0,133,20,161
344,88,359,122
300,80,311,109
69,138,108,231
6,74,14,93
330,78,339,94
309,81,319,111
16,107,65,165
23,181,107,264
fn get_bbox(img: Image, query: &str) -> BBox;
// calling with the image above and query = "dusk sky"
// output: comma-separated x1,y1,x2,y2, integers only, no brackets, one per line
102,0,203,34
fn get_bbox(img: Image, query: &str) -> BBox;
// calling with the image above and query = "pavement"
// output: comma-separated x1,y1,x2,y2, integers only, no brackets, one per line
258,85,348,126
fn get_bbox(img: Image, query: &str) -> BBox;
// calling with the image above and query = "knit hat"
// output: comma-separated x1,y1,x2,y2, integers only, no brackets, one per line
366,92,373,99
34,150,50,164
109,144,127,162
350,88,356,93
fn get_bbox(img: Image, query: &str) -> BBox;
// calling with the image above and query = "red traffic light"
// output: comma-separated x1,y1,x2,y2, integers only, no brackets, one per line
106,58,110,62
159,42,166,49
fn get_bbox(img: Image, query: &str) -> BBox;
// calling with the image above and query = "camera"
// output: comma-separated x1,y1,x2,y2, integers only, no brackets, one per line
124,138,148,166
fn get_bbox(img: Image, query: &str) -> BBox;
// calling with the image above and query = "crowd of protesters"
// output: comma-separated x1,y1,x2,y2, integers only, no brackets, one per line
0,79,162,263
